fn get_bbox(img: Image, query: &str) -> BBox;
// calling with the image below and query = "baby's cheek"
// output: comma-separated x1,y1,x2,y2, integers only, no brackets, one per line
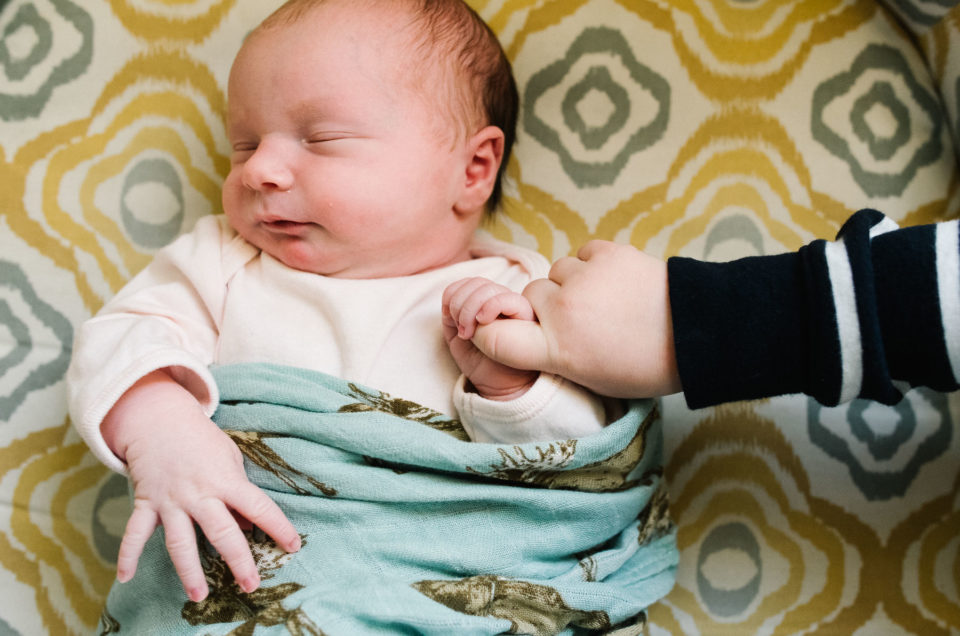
221,187,247,229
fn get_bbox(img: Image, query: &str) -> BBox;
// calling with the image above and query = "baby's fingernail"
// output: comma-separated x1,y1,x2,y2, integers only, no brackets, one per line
289,536,301,552
116,571,130,583
240,577,259,593
188,587,207,602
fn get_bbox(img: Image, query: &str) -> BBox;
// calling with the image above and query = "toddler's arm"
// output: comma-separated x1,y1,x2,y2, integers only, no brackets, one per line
103,369,300,602
442,277,538,400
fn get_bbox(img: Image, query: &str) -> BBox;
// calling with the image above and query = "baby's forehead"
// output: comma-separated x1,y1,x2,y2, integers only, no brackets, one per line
255,4,441,78
235,0,480,131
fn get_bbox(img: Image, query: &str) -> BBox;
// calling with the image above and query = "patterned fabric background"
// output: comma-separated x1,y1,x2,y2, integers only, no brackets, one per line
0,0,958,634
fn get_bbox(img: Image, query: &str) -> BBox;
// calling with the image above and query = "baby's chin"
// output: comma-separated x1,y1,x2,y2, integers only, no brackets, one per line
265,247,409,279
246,231,471,279
280,252,471,280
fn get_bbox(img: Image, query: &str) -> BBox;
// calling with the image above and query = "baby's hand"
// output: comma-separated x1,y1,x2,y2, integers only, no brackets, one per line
102,371,300,602
442,277,538,400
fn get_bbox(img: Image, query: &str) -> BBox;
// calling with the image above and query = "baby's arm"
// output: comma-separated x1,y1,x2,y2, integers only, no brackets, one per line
68,217,297,601
102,369,300,602
442,277,538,400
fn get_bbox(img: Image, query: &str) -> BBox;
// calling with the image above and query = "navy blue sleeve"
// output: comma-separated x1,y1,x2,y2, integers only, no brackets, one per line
668,209,960,409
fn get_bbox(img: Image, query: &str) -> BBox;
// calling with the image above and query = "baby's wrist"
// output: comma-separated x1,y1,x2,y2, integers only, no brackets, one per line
100,368,199,460
466,372,539,402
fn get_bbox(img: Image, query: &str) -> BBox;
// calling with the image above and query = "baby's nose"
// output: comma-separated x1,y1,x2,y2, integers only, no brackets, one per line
243,140,294,192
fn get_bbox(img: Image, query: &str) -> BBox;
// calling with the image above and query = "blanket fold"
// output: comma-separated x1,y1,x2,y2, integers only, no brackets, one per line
98,363,677,636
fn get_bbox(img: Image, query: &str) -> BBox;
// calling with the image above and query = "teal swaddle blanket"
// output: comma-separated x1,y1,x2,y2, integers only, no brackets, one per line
97,363,677,635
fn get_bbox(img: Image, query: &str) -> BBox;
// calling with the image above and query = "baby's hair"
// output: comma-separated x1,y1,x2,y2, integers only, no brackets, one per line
256,0,518,213
408,0,518,213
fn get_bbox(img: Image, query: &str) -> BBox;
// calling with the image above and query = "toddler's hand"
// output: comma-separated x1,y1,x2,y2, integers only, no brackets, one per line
442,277,538,400
470,241,681,398
102,371,300,602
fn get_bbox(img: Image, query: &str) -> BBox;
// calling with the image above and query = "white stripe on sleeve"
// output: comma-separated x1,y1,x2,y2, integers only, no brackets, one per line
936,220,960,384
825,240,862,403
869,216,899,238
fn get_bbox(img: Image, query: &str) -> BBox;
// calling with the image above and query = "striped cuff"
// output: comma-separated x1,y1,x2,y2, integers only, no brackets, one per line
669,209,959,408
828,209,902,404
937,220,960,383
872,217,960,394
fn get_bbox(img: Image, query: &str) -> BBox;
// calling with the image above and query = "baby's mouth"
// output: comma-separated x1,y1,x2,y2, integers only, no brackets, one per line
262,219,312,233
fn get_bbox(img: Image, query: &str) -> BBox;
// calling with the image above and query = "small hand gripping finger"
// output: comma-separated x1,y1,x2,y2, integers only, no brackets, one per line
442,278,486,325
444,278,510,340
475,290,535,327
443,277,490,308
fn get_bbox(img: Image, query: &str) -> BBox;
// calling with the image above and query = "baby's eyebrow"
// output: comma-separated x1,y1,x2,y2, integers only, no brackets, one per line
289,99,334,122
226,119,255,139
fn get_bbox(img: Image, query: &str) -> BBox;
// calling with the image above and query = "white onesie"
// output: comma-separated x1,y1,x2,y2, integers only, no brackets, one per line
67,215,605,472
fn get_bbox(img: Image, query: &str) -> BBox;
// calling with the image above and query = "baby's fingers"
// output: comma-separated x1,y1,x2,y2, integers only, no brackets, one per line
116,502,159,583
161,509,209,601
229,483,301,555
442,278,488,323
193,498,261,595
444,278,509,340
477,291,535,325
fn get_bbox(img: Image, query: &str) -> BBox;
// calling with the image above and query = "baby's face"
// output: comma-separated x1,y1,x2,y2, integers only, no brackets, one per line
222,3,475,278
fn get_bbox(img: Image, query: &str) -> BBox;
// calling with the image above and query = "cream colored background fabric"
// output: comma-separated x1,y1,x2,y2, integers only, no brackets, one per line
1,0,958,633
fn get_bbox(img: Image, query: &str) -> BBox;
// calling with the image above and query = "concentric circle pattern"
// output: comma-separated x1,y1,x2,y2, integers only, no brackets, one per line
1,0,958,634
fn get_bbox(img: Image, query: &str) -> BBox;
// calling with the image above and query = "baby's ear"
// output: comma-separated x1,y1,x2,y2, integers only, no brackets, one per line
455,125,504,215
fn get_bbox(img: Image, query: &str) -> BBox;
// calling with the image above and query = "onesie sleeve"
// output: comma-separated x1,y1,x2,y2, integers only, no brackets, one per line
668,209,960,409
67,216,252,472
453,374,607,443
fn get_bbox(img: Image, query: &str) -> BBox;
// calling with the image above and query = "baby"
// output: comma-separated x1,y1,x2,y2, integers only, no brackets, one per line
69,3,679,632
68,0,606,605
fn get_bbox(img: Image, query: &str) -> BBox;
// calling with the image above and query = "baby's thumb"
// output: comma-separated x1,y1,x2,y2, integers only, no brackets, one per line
472,319,552,372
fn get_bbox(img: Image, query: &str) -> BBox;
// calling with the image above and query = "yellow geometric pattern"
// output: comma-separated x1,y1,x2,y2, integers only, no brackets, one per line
0,0,958,633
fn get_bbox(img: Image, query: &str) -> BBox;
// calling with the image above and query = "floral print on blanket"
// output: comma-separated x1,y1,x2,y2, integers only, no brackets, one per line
226,430,338,497
339,382,469,440
180,529,319,635
468,406,660,493
98,529,318,636
412,575,627,635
